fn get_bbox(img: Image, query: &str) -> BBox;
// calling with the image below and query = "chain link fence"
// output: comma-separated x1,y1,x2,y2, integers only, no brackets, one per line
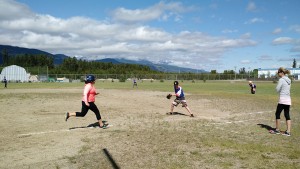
45,73,257,82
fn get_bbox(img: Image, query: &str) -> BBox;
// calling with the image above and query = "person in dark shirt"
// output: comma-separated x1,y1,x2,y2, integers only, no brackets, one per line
168,81,194,117
248,81,256,94
3,77,7,88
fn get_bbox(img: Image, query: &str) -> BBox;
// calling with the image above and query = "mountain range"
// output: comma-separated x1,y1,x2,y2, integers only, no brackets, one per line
0,45,207,73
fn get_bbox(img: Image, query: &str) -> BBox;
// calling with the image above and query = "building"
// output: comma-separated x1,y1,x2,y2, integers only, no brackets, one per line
56,77,70,82
258,68,300,80
0,65,30,82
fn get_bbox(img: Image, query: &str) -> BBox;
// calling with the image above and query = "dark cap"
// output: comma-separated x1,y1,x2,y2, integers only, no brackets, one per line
174,81,179,85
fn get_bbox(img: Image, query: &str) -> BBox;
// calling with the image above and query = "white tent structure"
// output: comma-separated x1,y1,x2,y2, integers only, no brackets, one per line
29,75,39,82
0,65,30,82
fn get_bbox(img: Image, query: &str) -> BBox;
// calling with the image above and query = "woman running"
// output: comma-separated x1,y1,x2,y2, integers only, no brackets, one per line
65,75,108,129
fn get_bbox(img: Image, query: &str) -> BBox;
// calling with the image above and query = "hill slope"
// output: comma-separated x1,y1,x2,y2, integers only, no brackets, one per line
0,45,207,73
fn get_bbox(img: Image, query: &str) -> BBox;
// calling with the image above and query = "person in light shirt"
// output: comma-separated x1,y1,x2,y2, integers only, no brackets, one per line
270,67,291,136
65,75,108,129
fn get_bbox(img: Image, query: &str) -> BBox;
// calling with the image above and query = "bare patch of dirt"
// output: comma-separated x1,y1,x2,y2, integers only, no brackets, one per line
0,88,280,169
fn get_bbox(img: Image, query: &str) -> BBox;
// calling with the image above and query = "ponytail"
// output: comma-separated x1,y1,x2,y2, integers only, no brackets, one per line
278,67,290,75
284,69,290,75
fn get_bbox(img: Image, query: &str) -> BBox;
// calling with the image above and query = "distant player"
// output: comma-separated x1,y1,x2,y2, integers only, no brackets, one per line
168,81,194,117
3,77,7,88
248,81,256,94
133,78,138,88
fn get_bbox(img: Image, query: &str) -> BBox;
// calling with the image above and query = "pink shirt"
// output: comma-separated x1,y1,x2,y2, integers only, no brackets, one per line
82,83,97,103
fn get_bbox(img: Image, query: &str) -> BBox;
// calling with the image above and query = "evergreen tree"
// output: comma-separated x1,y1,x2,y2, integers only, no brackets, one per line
292,58,297,68
1,48,9,65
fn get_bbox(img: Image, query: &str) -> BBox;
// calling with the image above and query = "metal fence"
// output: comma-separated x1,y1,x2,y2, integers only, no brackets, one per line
46,73,257,82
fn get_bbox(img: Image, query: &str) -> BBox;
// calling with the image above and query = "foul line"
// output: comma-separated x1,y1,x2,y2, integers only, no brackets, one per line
17,124,114,137
207,118,266,126
231,110,272,117
18,129,71,137
203,110,273,126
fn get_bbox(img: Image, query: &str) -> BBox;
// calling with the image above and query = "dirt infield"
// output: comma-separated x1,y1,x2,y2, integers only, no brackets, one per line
0,86,299,169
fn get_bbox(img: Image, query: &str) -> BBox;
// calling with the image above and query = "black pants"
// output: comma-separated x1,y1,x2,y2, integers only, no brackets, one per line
275,104,290,120
76,101,101,120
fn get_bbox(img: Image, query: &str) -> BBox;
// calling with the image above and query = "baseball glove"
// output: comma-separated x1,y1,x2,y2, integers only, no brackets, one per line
166,94,172,99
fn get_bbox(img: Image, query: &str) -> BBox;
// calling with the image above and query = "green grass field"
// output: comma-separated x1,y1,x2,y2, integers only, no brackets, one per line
1,80,299,168
6,79,300,103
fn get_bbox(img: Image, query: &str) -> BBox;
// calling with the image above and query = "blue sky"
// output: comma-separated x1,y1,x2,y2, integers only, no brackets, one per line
0,0,299,72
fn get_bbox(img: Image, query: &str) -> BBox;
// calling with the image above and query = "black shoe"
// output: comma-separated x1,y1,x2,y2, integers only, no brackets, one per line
65,112,69,121
282,131,291,136
269,129,280,134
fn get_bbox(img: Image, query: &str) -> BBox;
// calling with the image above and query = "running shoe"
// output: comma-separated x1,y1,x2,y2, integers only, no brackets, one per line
269,129,280,134
100,123,109,129
282,131,291,136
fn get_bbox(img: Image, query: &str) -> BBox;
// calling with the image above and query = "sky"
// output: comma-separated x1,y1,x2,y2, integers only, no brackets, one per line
0,0,299,72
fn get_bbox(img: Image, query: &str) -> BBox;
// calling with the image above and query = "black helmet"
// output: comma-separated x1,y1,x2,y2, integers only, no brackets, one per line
174,81,179,85
86,75,95,83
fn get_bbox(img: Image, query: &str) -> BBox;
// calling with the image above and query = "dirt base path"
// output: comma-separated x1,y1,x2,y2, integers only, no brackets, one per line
0,88,235,168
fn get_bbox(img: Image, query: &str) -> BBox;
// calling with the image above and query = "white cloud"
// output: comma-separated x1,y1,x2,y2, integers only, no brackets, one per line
222,29,238,34
0,0,258,70
111,1,190,23
244,18,264,24
246,2,257,12
289,25,300,33
240,60,251,64
272,37,300,53
272,37,294,45
0,0,34,20
258,55,273,61
240,32,251,39
272,28,282,34
291,39,300,52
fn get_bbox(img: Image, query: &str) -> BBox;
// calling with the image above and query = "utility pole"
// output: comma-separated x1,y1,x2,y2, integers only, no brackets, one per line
234,66,237,80
248,67,251,79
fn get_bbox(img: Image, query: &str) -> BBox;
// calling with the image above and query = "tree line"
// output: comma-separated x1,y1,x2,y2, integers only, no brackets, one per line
0,51,159,75
53,57,156,74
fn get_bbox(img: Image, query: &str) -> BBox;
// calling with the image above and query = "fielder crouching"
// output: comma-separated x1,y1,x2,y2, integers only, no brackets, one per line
168,81,194,117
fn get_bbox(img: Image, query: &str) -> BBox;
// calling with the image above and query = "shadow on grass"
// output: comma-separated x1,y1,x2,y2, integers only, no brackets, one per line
69,121,108,130
103,148,120,169
257,124,274,131
166,112,189,116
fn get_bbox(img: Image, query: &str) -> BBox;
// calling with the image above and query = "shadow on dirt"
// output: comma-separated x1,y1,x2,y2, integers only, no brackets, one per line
166,112,189,116
257,123,274,131
69,121,108,130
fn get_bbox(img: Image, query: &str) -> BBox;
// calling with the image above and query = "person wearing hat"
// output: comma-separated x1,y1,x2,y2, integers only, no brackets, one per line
248,81,256,94
168,81,194,117
65,75,108,129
